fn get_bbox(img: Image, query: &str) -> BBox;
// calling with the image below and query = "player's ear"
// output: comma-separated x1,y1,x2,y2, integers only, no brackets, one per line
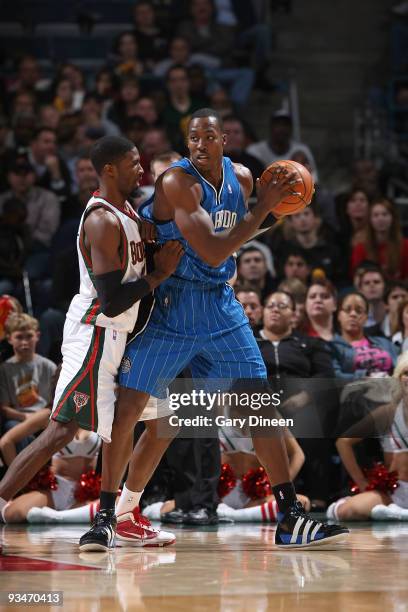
222,133,227,146
104,163,116,178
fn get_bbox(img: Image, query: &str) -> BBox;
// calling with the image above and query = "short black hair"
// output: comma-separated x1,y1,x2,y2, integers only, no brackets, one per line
237,245,265,263
189,107,223,130
166,64,189,81
385,280,408,303
76,152,92,164
234,284,262,302
31,126,56,141
90,136,135,175
338,291,369,314
359,265,386,283
283,247,309,265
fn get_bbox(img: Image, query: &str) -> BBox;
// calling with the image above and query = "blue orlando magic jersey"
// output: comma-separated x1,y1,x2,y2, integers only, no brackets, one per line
139,156,247,285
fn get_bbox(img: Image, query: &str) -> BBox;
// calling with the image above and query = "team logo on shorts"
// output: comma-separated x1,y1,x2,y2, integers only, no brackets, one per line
121,356,132,374
73,391,90,413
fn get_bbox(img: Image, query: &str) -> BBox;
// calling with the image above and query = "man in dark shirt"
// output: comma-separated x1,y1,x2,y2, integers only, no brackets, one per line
131,1,170,70
27,127,72,200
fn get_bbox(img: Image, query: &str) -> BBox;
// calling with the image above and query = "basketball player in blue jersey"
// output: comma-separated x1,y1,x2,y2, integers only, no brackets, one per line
81,110,349,551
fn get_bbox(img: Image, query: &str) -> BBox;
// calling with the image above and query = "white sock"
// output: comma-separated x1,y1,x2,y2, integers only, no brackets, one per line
143,502,164,521
27,501,99,524
54,501,99,523
0,497,9,523
326,497,349,521
217,500,278,522
115,484,144,516
371,503,408,521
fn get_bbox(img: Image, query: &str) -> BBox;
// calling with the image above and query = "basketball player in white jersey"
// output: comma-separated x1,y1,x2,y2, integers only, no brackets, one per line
0,136,183,549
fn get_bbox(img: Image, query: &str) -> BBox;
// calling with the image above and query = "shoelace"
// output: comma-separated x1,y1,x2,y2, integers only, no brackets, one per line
290,502,331,529
93,511,114,527
134,512,153,528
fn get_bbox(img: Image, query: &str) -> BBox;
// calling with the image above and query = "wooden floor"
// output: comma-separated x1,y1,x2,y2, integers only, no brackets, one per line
1,522,408,611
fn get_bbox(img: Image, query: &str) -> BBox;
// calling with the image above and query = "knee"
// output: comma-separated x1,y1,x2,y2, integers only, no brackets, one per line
337,502,364,521
114,391,149,431
0,434,10,449
3,502,24,523
112,403,139,433
43,420,76,453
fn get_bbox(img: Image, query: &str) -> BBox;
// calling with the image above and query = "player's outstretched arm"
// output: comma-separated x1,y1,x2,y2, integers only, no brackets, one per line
85,209,183,317
159,168,297,267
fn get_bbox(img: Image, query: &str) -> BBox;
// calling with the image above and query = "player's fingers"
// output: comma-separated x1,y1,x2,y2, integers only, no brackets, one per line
272,165,288,175
166,240,184,254
145,226,156,242
165,240,180,249
282,171,299,184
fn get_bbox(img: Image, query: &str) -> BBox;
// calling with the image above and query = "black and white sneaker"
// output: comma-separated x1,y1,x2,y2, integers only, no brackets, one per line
275,501,349,549
79,509,117,552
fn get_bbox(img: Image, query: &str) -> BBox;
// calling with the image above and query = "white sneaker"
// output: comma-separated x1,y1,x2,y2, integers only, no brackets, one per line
116,507,175,548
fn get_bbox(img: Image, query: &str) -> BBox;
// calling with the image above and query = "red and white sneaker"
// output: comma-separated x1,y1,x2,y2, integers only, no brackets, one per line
116,507,176,548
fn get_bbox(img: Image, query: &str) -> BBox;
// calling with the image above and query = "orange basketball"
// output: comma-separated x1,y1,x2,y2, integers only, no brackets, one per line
259,159,315,217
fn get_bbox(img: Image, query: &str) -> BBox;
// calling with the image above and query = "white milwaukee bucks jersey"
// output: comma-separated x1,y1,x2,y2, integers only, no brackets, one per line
66,193,146,332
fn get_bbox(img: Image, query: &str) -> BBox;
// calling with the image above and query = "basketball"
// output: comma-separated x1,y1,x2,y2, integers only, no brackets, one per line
259,159,315,216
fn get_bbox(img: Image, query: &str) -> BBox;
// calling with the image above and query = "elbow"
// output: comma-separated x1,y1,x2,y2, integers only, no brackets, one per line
100,302,118,318
335,438,345,451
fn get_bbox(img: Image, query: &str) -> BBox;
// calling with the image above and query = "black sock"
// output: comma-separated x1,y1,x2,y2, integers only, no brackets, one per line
100,491,117,512
272,482,297,516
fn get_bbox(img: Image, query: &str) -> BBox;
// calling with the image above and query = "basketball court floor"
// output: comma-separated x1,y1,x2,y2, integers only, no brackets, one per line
1,521,407,611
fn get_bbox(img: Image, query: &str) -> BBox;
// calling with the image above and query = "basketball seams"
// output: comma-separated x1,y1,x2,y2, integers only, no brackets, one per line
279,160,306,205
259,159,313,215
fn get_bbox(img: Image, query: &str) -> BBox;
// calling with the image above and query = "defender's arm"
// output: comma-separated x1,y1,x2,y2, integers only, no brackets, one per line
84,209,183,317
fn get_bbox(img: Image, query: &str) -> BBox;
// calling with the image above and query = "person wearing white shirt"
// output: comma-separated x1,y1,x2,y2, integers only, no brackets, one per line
247,111,318,181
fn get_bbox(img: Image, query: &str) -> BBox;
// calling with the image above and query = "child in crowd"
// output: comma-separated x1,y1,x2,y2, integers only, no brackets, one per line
0,313,56,467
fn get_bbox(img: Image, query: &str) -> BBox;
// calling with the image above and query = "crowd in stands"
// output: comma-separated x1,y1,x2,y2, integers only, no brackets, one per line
0,0,407,524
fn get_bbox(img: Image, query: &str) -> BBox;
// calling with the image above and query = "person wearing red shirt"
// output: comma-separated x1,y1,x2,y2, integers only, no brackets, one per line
351,198,408,280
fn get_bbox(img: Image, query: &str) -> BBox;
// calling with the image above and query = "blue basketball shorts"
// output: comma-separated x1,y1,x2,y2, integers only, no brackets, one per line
119,280,267,398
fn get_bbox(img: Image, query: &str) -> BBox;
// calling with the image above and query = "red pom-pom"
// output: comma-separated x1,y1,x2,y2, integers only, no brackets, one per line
350,462,399,496
218,463,236,498
242,467,271,500
365,462,399,494
22,467,58,494
74,470,101,504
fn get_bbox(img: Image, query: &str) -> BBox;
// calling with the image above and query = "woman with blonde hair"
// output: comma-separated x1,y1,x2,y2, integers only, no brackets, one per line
351,198,408,279
327,352,408,521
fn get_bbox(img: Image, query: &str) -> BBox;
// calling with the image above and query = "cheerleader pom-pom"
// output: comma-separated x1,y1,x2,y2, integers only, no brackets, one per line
22,467,58,493
74,470,101,503
350,462,399,495
218,463,236,499
365,462,399,494
242,467,272,500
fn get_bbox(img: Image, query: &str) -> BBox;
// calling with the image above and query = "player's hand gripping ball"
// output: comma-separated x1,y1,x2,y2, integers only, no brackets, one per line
259,160,315,217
